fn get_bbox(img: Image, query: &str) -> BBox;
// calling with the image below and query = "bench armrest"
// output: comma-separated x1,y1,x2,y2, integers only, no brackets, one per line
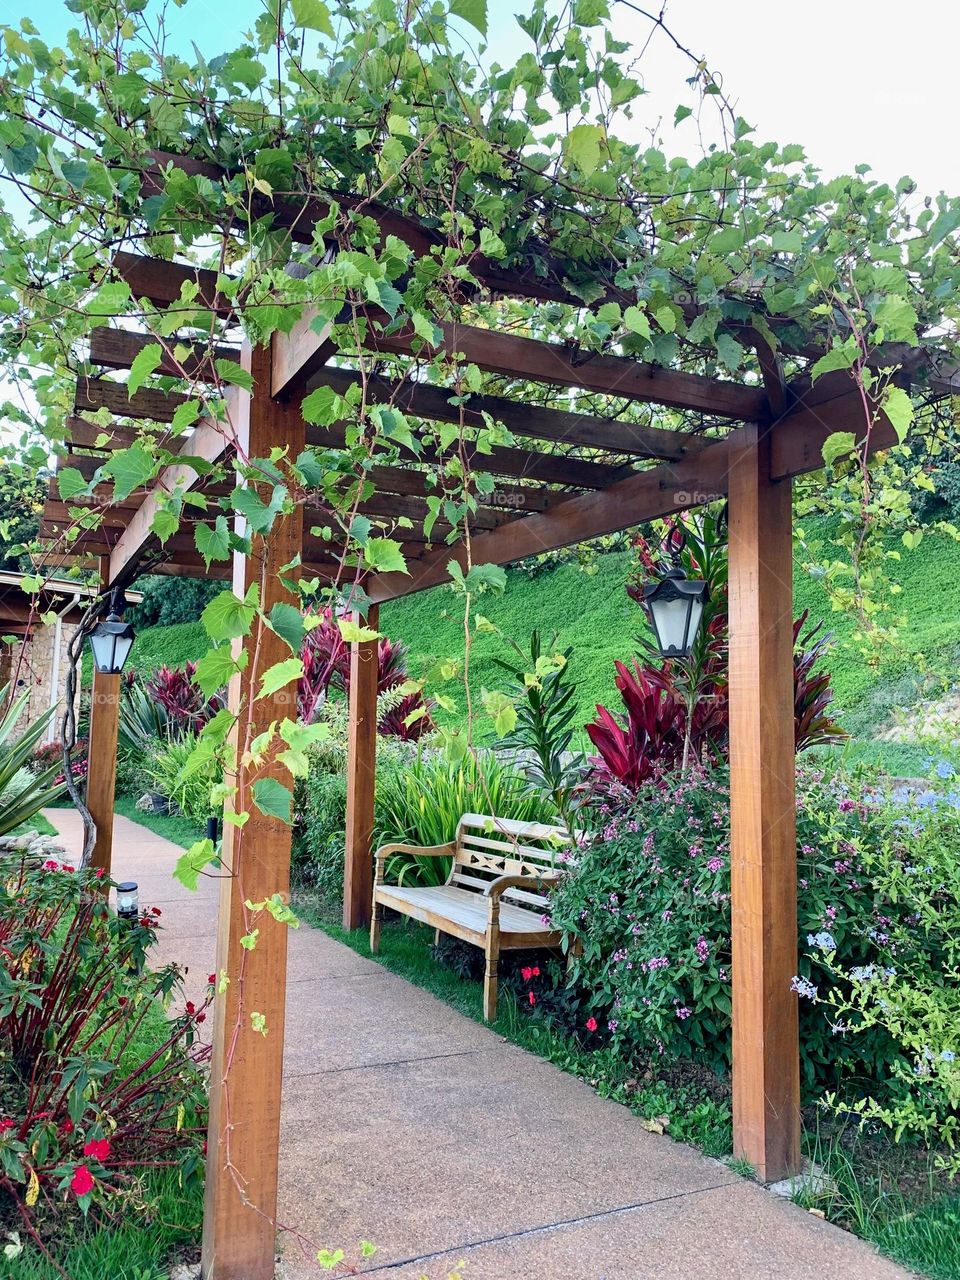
373,840,457,886
485,871,562,905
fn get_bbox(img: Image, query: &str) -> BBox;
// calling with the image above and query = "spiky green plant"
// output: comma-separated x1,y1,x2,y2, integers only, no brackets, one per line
375,750,554,886
0,685,66,835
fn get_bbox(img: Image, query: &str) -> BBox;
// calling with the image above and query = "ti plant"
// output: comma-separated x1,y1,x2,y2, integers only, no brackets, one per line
493,630,584,830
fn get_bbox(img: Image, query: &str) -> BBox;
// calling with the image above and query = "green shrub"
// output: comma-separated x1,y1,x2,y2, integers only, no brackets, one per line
550,763,960,1153
142,733,222,826
375,749,556,886
0,687,66,834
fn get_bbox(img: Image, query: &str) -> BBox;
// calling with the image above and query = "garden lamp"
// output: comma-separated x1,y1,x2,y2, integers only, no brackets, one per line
642,567,709,658
89,588,135,675
116,881,139,926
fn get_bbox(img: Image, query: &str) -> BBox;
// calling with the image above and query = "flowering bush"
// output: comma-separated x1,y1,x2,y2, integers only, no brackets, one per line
550,764,960,1145
0,853,209,1247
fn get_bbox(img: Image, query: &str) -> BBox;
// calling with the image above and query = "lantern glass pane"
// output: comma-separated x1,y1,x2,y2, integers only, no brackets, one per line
685,597,705,654
89,630,116,673
116,882,138,913
112,633,135,672
652,595,693,656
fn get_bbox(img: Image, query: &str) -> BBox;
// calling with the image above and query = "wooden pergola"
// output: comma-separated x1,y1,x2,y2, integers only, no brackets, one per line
35,152,955,1280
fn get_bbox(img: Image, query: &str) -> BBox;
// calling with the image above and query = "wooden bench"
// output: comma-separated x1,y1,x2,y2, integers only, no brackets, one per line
370,812,570,1021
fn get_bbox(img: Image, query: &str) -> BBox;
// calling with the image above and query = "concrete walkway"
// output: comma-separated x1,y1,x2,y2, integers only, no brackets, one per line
45,809,914,1280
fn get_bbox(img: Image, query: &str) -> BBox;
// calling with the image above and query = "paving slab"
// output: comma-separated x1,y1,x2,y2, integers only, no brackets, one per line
42,809,913,1280
277,1048,734,1265
335,1179,910,1280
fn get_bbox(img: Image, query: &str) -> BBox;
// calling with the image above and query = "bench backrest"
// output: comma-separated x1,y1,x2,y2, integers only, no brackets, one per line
451,812,570,911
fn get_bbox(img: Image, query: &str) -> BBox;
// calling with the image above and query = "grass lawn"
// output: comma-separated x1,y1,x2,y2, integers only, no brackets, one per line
6,814,57,837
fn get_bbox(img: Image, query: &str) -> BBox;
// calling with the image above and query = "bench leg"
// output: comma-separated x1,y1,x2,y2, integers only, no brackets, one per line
434,928,441,947
483,937,499,1022
370,900,382,954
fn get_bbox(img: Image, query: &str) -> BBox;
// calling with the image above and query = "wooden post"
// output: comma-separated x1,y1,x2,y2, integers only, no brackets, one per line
202,342,304,1280
343,602,379,931
728,422,801,1183
87,558,120,880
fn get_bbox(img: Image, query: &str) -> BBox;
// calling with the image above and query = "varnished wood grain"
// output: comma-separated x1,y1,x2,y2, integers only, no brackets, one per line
727,422,801,1183
343,603,380,930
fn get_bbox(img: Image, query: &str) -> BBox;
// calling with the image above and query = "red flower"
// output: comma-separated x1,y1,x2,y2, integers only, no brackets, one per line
83,1138,110,1161
521,967,534,982
531,966,540,978
528,991,536,1006
94,868,105,879
61,864,75,873
60,1119,74,1135
586,1016,598,1032
207,974,216,986
185,1001,196,1016
0,1119,14,1133
150,906,162,916
70,1165,94,1196
42,859,59,871
196,1012,207,1024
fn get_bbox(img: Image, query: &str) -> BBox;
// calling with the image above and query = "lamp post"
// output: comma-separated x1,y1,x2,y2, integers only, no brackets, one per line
116,880,139,927
642,567,709,659
88,588,135,675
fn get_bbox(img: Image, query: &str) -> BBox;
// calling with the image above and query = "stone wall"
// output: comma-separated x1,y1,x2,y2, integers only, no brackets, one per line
1,622,79,742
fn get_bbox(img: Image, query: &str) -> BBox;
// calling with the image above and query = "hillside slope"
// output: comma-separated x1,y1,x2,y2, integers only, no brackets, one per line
129,532,960,765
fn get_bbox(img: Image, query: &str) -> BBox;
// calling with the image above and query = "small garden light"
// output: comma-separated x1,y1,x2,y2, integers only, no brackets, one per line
89,588,135,675
642,567,709,658
115,881,139,926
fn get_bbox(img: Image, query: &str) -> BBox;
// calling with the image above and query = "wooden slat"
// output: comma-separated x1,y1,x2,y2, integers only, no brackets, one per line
366,321,768,420
113,250,232,313
86,559,119,879
305,366,703,461
375,883,558,945
727,421,801,1183
75,376,192,422
343,604,379,931
202,342,304,1280
89,328,239,379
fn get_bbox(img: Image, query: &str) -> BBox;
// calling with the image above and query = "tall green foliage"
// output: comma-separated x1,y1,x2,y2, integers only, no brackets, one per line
0,687,65,835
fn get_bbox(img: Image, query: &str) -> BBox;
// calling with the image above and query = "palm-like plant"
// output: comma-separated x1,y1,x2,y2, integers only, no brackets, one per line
492,630,582,828
0,686,66,835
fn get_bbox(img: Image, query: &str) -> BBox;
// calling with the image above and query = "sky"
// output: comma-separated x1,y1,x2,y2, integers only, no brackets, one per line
2,0,956,202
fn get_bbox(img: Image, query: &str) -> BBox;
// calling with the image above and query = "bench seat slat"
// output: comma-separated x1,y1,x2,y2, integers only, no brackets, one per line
376,884,557,943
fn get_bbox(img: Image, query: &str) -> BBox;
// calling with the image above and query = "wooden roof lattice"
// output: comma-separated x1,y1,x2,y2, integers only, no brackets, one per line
37,151,943,600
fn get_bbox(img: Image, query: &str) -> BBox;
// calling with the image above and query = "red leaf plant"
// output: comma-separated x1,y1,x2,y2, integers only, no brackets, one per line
298,609,435,741
144,661,225,735
0,854,209,1256
586,514,845,798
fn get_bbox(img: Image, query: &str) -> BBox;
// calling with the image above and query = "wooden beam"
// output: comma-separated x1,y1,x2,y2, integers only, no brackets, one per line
86,559,119,880
76,376,192,422
89,328,239,379
727,422,800,1184
343,603,379,931
307,366,702,460
771,373,899,480
202,343,304,1280
366,442,732,602
365,321,768,420
112,251,233,313
107,395,237,589
271,307,337,400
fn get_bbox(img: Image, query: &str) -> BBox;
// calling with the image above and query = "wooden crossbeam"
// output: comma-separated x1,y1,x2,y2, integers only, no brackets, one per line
89,329,239,379
771,369,898,480
367,382,899,603
113,251,233,313
76,376,192,422
107,392,239,588
366,321,768,420
306,366,702,460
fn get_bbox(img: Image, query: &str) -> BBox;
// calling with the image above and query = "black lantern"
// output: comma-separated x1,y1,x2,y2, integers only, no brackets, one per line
116,880,139,926
643,567,709,658
89,589,135,675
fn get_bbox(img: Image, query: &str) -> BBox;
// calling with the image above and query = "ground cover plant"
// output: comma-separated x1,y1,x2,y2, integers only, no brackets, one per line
0,852,209,1273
